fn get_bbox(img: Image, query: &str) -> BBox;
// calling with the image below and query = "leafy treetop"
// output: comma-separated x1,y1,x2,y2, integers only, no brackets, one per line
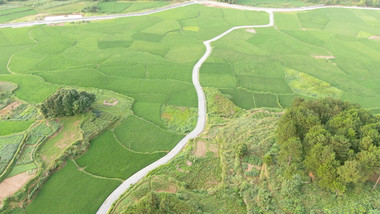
277,98,380,194
39,89,96,118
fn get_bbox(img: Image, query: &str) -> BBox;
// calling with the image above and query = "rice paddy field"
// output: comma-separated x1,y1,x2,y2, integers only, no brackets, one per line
1,2,380,214
201,8,380,112
0,4,270,213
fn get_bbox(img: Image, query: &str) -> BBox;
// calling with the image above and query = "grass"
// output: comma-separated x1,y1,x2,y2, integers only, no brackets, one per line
0,120,33,136
110,92,281,214
0,7,37,23
200,8,380,110
4,3,380,213
76,130,166,179
26,160,121,214
38,116,82,166
113,115,184,153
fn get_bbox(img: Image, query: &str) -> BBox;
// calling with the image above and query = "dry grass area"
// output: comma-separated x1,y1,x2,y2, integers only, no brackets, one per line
193,141,207,157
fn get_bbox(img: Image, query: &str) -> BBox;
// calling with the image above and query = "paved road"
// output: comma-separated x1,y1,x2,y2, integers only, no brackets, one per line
1,0,379,29
1,0,377,213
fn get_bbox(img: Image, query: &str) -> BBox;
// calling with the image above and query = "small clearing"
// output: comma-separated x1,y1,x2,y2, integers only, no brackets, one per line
369,35,380,41
0,172,35,200
193,141,207,157
245,29,256,34
103,98,119,106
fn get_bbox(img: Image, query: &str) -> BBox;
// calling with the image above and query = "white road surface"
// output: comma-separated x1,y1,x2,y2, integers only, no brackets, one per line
1,1,378,213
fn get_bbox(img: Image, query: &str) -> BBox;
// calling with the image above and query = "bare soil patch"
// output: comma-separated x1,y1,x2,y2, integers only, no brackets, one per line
0,172,35,200
103,98,119,106
245,29,256,34
193,141,207,157
55,120,81,149
0,101,22,117
312,55,335,59
369,35,380,41
186,161,192,166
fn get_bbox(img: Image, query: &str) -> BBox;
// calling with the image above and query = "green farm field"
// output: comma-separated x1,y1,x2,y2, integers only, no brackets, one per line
0,1,172,23
0,4,269,213
1,2,380,214
201,8,380,112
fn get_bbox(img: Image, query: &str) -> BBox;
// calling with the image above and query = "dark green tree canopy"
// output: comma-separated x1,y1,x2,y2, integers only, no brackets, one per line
40,89,96,118
277,98,380,194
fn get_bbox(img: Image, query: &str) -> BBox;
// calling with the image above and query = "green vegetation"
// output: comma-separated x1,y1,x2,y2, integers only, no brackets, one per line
0,120,33,136
0,134,24,174
26,160,121,214
277,98,380,194
0,1,172,23
39,89,96,118
111,93,380,213
114,115,184,153
232,0,380,7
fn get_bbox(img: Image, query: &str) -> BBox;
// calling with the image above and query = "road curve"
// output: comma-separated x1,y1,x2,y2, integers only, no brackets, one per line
1,0,380,29
1,0,377,213
97,8,275,214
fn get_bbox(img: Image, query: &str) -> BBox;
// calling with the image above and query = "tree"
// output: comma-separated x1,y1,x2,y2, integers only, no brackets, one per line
39,89,96,118
277,98,380,194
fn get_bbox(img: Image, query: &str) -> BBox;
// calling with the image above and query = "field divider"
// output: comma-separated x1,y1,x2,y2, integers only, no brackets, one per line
71,159,124,182
97,7,275,214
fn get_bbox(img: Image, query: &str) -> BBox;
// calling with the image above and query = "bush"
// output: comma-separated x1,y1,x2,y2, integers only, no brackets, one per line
39,89,95,118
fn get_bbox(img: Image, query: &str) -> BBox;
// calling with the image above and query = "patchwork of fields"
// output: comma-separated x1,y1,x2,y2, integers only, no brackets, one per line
0,4,269,213
201,8,380,112
1,1,380,213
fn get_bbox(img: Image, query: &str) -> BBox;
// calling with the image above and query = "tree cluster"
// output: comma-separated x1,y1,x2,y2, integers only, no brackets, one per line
277,98,380,194
39,89,96,118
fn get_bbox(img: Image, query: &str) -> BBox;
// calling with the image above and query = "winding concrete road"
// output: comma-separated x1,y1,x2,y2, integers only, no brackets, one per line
1,0,379,29
96,2,380,213
1,1,379,213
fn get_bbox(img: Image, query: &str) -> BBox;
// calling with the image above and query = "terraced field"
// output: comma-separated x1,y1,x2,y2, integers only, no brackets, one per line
0,4,269,213
202,8,380,112
1,1,380,214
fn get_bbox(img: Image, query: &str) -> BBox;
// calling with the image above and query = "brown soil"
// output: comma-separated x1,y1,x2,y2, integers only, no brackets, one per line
309,171,315,181
0,101,22,117
55,120,81,149
186,161,192,166
312,55,335,59
103,98,119,106
245,29,256,34
0,172,36,200
369,35,380,40
193,141,207,157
